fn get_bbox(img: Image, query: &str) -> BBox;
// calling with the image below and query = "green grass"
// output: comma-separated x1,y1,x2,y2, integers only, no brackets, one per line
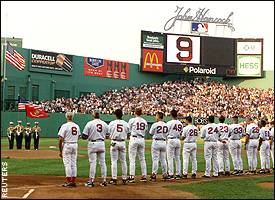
167,176,274,199
0,137,272,177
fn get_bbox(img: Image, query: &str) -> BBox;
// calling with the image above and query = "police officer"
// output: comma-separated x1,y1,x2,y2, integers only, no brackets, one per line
7,122,15,149
24,123,32,150
32,122,41,150
15,120,24,149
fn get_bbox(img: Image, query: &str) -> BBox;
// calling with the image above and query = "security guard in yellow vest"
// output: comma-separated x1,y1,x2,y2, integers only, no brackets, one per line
15,121,24,149
7,122,15,149
24,123,32,150
32,122,41,150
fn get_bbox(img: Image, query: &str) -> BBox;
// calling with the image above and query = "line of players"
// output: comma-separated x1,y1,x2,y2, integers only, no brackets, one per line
6,121,42,150
57,108,274,187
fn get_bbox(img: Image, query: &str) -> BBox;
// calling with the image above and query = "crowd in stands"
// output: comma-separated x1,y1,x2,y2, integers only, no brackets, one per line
35,79,274,121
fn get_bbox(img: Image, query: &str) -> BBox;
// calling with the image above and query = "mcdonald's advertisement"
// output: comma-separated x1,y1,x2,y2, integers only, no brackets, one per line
141,49,163,72
84,57,129,80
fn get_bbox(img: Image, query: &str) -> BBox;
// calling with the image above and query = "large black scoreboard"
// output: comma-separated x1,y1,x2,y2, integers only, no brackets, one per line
140,30,263,77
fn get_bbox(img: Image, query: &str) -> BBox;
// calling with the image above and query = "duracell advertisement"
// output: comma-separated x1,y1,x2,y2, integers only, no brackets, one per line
30,50,73,74
84,57,129,80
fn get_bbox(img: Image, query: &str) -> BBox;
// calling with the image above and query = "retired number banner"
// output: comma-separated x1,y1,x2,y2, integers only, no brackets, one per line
84,57,129,80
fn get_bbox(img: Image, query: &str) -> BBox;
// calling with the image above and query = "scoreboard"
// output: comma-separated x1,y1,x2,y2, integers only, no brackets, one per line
140,30,263,77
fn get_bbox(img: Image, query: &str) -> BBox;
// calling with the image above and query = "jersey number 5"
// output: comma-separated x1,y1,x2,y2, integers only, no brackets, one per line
117,124,123,132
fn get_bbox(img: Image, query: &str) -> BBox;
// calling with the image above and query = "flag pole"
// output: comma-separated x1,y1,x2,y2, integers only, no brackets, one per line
2,13,8,111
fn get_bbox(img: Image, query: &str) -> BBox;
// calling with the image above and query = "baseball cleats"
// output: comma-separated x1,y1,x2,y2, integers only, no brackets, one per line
182,174,188,179
212,175,218,178
122,179,127,185
150,174,156,182
225,171,231,176
63,182,76,187
85,181,94,187
100,182,107,187
202,175,211,178
175,175,182,180
191,174,196,179
128,176,135,183
218,172,225,176
231,170,239,175
140,176,147,182
161,174,168,181
238,170,244,175
108,179,117,185
265,169,271,174
166,175,174,180
259,169,265,174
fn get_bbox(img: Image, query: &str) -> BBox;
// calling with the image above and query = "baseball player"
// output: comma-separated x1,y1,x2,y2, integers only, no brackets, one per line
82,110,108,187
24,123,32,150
7,122,15,150
228,116,244,175
244,117,260,174
149,111,168,181
217,116,230,176
128,108,148,183
257,119,271,174
270,121,274,170
15,120,24,149
32,122,41,150
166,109,183,180
181,116,198,179
58,112,81,187
201,116,220,178
108,109,129,185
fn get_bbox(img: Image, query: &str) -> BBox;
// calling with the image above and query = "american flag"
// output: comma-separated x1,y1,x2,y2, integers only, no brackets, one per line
5,42,25,71
18,103,41,111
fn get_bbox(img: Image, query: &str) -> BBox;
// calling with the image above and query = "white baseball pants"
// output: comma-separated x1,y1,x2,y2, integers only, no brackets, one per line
167,139,181,176
271,142,274,168
183,143,197,175
246,139,258,171
62,143,78,178
204,141,218,176
229,140,243,171
110,141,127,179
151,140,167,175
88,141,106,182
260,141,270,169
129,137,147,177
217,141,230,172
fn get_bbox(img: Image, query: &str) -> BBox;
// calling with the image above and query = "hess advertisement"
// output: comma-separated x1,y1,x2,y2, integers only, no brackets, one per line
84,57,129,80
30,50,73,75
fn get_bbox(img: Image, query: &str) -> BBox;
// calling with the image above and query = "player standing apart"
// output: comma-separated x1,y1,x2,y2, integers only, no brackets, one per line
181,116,198,179
228,116,244,175
270,121,274,170
7,122,15,150
149,111,168,181
257,119,271,174
128,108,148,183
201,116,220,178
217,116,230,176
58,112,81,187
166,109,183,180
244,118,260,174
82,110,108,187
108,109,129,185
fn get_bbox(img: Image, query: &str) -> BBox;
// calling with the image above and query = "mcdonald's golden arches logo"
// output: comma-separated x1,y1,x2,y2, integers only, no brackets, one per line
142,49,163,72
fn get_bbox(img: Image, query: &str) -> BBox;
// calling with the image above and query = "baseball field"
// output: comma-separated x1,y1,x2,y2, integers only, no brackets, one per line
1,137,274,199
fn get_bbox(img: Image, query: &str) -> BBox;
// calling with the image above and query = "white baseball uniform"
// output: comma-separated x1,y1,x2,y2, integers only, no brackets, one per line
128,116,148,177
259,127,271,170
182,124,198,175
149,121,168,176
201,123,220,176
217,123,230,173
82,119,108,182
246,123,260,171
166,119,183,176
228,123,244,171
109,119,130,180
58,121,81,179
270,127,274,168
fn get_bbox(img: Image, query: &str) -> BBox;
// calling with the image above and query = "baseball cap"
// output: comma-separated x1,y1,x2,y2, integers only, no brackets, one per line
9,122,14,125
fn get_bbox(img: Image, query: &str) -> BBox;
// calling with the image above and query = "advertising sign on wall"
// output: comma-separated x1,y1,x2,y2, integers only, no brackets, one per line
84,57,129,80
237,55,262,77
141,49,163,72
30,50,73,75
